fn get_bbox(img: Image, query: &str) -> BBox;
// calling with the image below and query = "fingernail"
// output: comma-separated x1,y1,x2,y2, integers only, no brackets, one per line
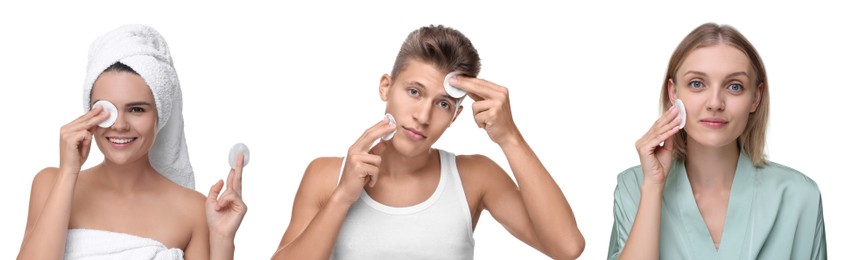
449,76,459,85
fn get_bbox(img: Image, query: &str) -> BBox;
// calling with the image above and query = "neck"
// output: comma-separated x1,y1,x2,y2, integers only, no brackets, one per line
684,137,740,190
379,145,436,179
94,154,159,192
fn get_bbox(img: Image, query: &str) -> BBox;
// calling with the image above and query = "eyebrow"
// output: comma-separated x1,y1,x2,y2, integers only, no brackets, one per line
683,70,751,80
125,102,153,107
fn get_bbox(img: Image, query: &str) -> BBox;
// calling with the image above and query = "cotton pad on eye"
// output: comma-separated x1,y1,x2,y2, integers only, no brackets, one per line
675,99,687,129
381,113,396,141
444,71,466,98
92,100,118,128
228,143,250,168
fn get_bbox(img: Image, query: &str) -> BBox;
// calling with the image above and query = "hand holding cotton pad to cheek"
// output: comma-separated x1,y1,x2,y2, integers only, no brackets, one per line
675,99,686,129
228,143,250,169
659,99,687,147
92,100,118,128
382,113,397,141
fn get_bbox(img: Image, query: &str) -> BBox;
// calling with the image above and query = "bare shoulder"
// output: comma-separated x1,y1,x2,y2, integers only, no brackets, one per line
455,154,514,195
159,179,206,223
31,167,61,188
297,157,344,202
456,154,505,178
27,167,62,210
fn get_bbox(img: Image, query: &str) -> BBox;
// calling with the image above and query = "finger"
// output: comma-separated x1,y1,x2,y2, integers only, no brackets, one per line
78,105,104,121
363,165,379,187
80,131,93,160
652,125,680,149
208,179,225,201
368,140,387,156
470,99,498,115
352,153,382,168
352,118,396,153
448,76,503,100
69,110,111,133
654,105,679,130
473,112,493,129
217,193,235,207
233,154,244,195
654,110,682,138
226,169,236,193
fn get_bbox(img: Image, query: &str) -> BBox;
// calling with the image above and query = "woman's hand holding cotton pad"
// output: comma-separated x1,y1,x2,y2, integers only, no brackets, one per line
674,99,686,129
229,143,250,169
92,100,118,128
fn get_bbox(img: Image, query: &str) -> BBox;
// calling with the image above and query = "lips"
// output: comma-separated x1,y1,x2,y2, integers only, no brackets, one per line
402,127,427,141
107,137,137,145
699,118,729,129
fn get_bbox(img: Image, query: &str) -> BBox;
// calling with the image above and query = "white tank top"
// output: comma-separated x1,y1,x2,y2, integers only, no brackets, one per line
331,149,475,260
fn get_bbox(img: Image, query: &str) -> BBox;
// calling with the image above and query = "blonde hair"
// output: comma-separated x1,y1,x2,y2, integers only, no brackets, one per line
660,23,769,167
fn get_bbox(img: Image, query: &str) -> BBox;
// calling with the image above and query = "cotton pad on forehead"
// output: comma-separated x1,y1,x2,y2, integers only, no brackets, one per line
382,113,397,141
675,99,687,129
229,143,250,168
444,71,467,98
92,100,118,128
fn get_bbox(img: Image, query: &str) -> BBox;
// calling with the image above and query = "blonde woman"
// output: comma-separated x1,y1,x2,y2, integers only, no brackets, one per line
609,23,826,259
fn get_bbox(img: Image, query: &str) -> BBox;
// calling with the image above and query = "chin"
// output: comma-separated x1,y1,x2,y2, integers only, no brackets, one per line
687,133,739,149
388,138,432,157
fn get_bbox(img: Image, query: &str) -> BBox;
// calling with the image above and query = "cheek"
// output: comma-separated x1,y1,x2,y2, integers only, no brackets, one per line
134,116,158,137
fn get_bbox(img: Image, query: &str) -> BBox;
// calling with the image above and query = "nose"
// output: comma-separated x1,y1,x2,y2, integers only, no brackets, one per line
110,110,130,131
412,100,431,126
705,89,726,112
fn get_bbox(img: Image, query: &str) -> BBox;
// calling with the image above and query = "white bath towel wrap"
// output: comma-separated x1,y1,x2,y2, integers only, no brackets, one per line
65,229,184,260
82,24,194,189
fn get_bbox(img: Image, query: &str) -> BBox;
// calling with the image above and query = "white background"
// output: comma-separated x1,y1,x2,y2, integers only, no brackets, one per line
2,1,850,259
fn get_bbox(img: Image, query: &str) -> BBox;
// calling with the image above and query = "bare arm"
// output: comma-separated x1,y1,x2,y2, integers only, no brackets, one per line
499,138,585,259
273,118,395,259
617,105,681,260
185,193,211,260
207,154,249,260
451,76,584,259
18,107,109,259
272,158,352,260
18,168,76,260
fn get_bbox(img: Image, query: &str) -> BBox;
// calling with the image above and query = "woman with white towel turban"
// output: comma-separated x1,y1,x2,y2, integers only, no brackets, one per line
18,24,246,260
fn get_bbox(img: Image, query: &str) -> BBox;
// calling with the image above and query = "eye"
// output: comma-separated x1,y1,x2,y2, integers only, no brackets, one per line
129,107,145,113
727,83,744,92
688,80,704,88
438,100,451,110
407,88,420,96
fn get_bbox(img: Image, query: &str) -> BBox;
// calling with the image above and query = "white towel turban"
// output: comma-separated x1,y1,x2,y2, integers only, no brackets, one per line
82,24,194,189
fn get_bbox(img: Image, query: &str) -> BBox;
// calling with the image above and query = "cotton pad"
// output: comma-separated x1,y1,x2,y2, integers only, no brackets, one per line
444,71,466,98
675,99,686,129
228,143,250,168
92,100,118,128
382,113,396,141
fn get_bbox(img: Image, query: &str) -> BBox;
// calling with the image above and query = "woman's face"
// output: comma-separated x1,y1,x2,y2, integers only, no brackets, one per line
669,44,762,149
90,71,158,165
379,59,462,156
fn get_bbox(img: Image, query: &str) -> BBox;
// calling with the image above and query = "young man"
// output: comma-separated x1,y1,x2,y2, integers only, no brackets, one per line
273,24,584,260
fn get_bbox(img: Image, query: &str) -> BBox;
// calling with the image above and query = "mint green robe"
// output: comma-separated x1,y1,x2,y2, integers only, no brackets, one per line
608,152,826,259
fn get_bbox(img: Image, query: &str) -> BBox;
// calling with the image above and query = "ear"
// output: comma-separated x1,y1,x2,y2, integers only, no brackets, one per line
379,74,392,101
750,82,763,113
667,78,677,104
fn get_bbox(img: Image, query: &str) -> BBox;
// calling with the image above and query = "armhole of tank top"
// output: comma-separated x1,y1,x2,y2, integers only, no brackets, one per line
337,155,346,185
442,150,475,240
